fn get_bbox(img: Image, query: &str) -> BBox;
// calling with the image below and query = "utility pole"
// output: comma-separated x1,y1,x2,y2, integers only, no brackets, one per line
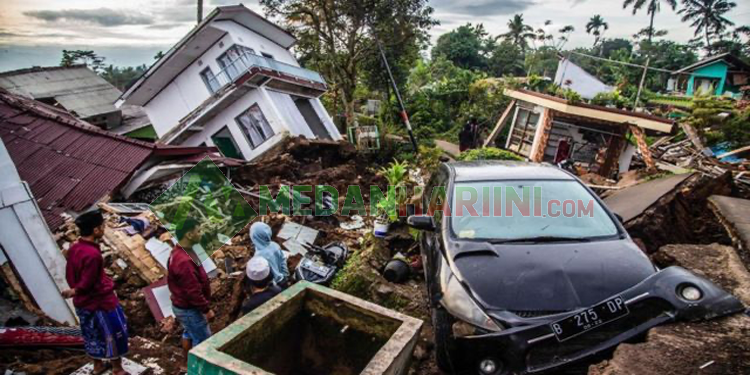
376,40,418,153
634,57,650,110
197,0,203,24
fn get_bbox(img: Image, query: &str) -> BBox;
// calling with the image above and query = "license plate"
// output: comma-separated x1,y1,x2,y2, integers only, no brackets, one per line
550,295,629,342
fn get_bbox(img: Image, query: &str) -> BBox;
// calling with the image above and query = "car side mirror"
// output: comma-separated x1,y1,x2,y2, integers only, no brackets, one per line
614,213,624,223
407,215,435,231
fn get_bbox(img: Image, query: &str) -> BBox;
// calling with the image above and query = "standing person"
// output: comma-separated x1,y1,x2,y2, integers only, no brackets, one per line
468,118,481,148
167,218,213,372
241,257,282,315
458,123,474,152
62,210,129,375
250,222,289,288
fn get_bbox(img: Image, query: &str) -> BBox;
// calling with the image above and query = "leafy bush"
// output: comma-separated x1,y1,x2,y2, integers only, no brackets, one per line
457,147,524,161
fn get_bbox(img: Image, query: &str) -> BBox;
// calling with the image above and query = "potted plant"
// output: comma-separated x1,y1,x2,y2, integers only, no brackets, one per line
373,193,397,237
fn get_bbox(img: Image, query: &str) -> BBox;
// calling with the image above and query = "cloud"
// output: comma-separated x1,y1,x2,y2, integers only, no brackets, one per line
431,0,535,16
23,8,154,27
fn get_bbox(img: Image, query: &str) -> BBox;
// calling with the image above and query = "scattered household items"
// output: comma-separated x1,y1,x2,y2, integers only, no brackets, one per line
373,218,390,238
70,357,150,375
383,253,411,283
339,215,365,230
188,282,422,375
294,242,349,285
277,221,319,256
142,279,173,322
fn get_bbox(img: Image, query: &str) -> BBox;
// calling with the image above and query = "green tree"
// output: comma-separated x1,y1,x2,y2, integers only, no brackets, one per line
432,23,490,70
101,65,148,91
487,40,525,77
260,0,437,127
586,15,609,54
60,50,106,73
678,0,737,54
501,14,535,52
622,0,678,43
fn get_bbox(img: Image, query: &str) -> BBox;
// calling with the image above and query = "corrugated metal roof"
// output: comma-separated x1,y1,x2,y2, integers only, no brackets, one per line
0,65,122,119
0,90,157,229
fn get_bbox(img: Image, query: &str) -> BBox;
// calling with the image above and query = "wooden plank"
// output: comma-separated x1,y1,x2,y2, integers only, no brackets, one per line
483,100,516,147
717,144,750,160
679,122,705,151
629,125,656,171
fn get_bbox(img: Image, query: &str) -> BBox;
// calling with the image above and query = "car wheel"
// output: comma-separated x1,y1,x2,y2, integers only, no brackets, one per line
432,306,458,373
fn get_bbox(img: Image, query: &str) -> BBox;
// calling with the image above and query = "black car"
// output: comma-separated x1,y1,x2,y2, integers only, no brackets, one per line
408,161,744,375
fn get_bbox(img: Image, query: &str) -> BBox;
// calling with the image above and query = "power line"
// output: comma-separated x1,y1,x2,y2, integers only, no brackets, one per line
566,50,688,74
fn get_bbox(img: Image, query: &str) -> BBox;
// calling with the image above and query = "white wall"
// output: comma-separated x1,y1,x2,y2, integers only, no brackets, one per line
0,142,77,325
212,20,299,66
145,22,299,138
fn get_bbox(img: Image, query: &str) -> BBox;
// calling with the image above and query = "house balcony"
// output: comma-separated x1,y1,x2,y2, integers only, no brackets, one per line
160,53,327,144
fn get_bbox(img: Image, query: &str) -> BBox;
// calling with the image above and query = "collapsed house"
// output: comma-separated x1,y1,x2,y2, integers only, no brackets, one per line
0,89,226,325
0,65,153,138
116,5,342,161
485,88,673,177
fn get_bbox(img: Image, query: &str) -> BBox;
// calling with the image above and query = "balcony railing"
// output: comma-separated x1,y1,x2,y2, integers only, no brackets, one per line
206,52,325,93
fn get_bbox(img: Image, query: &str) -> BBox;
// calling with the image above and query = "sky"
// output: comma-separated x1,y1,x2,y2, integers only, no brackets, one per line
1,0,749,71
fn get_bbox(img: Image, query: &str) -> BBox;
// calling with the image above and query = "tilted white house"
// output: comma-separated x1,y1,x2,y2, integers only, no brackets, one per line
117,5,341,161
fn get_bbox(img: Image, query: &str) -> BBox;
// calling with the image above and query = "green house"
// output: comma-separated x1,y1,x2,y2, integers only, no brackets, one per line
671,53,750,97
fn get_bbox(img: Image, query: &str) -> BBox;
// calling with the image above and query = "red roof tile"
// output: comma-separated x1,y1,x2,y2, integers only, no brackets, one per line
0,90,214,229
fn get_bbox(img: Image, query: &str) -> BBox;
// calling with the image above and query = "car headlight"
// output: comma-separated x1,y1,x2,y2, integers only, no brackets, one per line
678,284,702,301
440,261,502,332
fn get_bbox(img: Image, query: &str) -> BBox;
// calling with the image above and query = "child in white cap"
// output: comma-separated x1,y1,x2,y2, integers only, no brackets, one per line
241,257,282,315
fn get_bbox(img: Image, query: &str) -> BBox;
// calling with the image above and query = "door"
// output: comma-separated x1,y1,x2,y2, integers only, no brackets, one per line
294,97,331,139
211,126,242,159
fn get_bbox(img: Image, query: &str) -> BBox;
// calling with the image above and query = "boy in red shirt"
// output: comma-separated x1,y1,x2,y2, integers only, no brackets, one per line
62,210,128,375
167,218,213,372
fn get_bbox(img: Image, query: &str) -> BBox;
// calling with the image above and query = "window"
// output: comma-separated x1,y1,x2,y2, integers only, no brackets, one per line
261,52,274,59
211,126,242,159
236,104,274,149
507,107,540,157
200,68,221,94
451,180,618,241
217,44,255,81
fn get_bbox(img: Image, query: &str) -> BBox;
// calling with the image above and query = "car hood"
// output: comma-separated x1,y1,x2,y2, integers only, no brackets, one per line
450,239,657,312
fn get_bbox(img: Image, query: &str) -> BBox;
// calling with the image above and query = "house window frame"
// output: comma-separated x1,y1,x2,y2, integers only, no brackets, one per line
200,67,221,94
235,103,275,150
217,44,256,82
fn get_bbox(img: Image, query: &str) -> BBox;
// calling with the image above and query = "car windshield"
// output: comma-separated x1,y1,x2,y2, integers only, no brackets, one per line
450,180,618,241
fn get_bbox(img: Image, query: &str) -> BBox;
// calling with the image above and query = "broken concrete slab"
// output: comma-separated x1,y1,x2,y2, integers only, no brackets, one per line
605,172,734,253
589,243,750,375
603,173,693,223
189,281,423,375
708,195,750,269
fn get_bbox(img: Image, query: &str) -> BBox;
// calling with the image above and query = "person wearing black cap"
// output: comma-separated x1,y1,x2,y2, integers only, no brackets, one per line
62,210,129,375
167,217,213,372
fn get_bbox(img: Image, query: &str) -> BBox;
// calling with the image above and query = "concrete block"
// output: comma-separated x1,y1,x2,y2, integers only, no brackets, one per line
189,281,423,375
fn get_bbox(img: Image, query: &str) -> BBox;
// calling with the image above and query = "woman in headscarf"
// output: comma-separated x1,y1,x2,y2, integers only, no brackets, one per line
250,222,289,288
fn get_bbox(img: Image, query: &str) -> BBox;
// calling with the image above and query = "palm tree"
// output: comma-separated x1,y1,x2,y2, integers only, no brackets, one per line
502,14,535,53
622,0,678,43
679,0,737,54
586,15,609,54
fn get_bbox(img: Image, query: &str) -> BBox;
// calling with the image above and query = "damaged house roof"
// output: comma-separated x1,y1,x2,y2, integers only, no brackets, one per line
0,65,151,133
0,89,216,229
